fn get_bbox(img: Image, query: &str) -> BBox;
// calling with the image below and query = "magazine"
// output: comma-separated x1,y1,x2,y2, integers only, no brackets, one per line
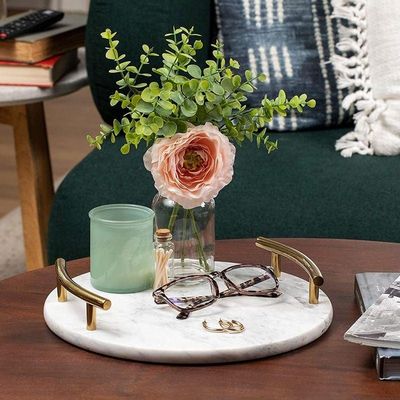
345,275,400,349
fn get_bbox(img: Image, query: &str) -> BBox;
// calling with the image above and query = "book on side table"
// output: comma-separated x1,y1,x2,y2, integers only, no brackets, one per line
0,12,85,63
0,49,78,87
351,272,400,380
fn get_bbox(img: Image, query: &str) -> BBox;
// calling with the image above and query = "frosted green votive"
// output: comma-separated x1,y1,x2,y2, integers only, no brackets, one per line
89,204,155,293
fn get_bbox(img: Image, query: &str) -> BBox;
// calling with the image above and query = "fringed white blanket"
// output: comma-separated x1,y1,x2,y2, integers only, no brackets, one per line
332,0,400,157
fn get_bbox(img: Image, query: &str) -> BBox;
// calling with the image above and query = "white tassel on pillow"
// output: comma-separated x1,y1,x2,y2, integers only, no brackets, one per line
332,0,400,157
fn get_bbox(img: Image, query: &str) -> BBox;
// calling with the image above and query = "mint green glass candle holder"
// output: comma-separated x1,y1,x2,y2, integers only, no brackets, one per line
89,204,155,293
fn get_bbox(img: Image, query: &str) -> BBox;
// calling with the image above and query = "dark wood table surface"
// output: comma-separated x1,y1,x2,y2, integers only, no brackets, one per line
1,238,400,400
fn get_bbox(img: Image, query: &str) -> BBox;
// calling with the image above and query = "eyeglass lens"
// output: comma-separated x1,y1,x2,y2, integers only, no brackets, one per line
164,276,214,310
225,265,277,292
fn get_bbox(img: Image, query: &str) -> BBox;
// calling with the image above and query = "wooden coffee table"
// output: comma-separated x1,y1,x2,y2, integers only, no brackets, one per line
1,238,399,400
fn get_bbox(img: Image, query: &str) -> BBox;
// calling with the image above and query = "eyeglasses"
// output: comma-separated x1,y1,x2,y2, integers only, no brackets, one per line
152,264,281,319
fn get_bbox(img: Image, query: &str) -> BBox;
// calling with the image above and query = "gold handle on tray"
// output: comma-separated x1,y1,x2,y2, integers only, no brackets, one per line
255,237,324,304
55,258,111,330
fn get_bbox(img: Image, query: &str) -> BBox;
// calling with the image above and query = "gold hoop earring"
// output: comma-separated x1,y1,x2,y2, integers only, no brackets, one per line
202,320,226,333
202,319,245,334
219,318,245,334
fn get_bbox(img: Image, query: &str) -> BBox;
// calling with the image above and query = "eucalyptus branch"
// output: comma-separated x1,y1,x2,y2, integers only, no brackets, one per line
87,26,316,154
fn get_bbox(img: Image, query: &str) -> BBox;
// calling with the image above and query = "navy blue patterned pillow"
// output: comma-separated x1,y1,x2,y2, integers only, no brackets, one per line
215,0,350,130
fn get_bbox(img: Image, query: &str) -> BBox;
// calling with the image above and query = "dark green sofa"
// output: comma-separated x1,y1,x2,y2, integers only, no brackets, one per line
47,0,400,264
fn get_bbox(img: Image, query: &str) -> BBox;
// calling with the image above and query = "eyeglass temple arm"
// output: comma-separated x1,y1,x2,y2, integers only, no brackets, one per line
55,258,112,330
255,237,324,304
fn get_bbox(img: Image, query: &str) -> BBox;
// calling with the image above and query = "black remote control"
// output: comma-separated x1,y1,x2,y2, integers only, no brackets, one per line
0,10,64,40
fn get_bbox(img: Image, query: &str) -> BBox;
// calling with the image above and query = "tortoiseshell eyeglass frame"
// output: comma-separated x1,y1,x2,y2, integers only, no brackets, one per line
152,264,281,319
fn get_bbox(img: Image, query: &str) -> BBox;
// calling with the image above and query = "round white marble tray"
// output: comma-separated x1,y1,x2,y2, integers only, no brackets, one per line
44,262,333,364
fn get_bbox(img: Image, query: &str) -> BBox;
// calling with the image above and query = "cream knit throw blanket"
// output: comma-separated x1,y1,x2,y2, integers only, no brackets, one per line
332,0,400,157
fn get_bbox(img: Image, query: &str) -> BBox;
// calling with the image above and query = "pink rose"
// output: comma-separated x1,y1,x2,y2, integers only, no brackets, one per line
143,122,236,209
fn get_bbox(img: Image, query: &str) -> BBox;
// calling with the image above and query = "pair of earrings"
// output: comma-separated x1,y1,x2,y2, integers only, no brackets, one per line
202,318,245,334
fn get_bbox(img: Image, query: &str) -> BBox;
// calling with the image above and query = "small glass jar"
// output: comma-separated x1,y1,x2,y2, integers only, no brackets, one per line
89,204,155,293
152,194,215,278
154,228,175,282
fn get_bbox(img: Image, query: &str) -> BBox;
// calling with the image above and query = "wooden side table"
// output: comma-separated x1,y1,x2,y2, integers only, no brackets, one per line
0,49,88,270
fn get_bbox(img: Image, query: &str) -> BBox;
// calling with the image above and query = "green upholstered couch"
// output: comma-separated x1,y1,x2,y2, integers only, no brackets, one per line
47,0,400,264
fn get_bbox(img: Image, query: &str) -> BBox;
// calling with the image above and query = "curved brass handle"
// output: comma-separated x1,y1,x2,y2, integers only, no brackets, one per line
255,237,324,304
55,258,111,330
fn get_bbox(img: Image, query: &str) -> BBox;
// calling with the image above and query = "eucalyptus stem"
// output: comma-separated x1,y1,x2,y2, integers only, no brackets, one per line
167,203,180,232
189,209,210,272
180,209,189,265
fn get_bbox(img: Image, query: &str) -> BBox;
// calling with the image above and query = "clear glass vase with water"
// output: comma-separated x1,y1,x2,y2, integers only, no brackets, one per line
152,194,215,278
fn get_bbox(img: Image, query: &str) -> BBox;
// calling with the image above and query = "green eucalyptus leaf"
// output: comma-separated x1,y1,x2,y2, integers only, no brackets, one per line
222,106,232,117
221,77,234,91
258,73,267,82
158,121,177,137
100,29,112,39
245,70,253,80
181,98,198,117
211,83,224,96
126,65,138,73
232,75,241,88
154,116,164,128
150,123,160,133
289,96,299,107
133,83,147,89
113,119,121,135
193,40,203,50
173,75,188,84
100,123,112,134
159,100,174,111
176,120,187,132
199,80,210,91
299,93,307,102
135,100,154,113
170,91,185,105
195,92,205,105
121,99,130,108
118,61,131,70
105,48,117,60
141,88,157,102
229,58,240,69
307,99,316,108
162,53,176,63
278,89,286,104
155,105,173,117
187,64,202,79
182,82,195,97
120,143,130,155
86,134,95,144
205,91,216,102
160,90,171,101
189,79,199,91
241,83,254,93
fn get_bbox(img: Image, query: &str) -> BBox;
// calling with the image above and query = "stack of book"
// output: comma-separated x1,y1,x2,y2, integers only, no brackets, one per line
345,272,400,380
0,12,86,87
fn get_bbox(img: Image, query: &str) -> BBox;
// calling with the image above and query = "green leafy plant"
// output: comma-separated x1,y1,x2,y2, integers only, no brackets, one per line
87,26,316,154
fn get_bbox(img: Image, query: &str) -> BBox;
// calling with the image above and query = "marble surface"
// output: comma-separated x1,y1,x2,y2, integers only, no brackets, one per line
43,262,333,364
0,48,87,107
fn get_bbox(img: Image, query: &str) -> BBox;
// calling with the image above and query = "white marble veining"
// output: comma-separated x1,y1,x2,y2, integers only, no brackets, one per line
43,262,333,364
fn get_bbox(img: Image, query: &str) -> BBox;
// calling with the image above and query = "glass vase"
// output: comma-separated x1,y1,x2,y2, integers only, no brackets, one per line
152,194,215,278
